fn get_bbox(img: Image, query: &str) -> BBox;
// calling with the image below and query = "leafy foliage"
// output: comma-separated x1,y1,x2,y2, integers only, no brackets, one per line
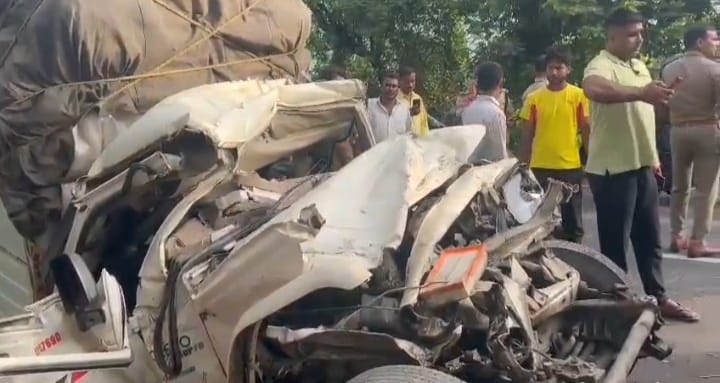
306,0,720,118
305,0,475,115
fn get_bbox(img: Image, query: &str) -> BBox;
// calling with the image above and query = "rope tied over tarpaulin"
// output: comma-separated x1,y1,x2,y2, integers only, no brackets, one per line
10,0,302,108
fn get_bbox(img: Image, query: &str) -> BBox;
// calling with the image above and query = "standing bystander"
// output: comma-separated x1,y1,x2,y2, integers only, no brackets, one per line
519,48,589,243
499,88,516,130
367,71,413,143
521,55,549,104
661,25,720,257
461,62,509,162
457,76,515,133
398,67,430,136
582,8,699,322
318,65,356,165
455,80,479,118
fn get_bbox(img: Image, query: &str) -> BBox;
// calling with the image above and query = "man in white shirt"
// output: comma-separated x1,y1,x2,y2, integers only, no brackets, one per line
461,61,509,162
367,71,414,143
521,55,549,103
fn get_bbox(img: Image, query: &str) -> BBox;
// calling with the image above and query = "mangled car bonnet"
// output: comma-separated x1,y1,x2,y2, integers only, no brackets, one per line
184,125,488,370
86,79,371,180
55,78,381,381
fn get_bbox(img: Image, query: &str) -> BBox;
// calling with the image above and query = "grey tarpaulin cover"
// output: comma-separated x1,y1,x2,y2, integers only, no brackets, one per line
0,0,312,241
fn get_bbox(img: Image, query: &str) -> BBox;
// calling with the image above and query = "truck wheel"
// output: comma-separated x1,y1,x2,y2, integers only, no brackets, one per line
347,365,466,383
541,239,640,294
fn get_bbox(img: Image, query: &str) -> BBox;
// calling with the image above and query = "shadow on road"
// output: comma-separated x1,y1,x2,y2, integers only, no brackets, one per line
580,187,720,382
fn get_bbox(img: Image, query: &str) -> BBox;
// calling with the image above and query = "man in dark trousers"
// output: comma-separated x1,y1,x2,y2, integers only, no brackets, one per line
582,8,700,322
519,47,589,243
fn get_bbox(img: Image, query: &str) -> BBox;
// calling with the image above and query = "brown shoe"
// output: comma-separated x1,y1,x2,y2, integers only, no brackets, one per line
659,299,700,323
668,236,689,253
687,240,720,258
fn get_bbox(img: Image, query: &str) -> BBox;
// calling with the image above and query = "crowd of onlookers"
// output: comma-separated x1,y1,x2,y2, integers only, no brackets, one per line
319,7,720,325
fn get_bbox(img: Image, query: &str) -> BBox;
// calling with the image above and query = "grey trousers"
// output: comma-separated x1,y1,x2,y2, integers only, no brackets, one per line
670,124,720,241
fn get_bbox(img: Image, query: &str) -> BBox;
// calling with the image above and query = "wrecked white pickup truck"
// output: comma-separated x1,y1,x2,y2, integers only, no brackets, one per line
0,79,670,383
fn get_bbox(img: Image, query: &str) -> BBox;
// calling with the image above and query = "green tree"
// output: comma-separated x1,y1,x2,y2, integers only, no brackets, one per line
305,0,476,116
474,0,718,96
307,0,719,119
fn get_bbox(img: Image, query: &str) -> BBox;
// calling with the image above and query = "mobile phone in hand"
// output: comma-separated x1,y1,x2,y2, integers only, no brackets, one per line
411,99,421,116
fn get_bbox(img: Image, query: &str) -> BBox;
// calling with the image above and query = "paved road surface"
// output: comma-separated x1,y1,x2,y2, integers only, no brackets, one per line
578,189,720,383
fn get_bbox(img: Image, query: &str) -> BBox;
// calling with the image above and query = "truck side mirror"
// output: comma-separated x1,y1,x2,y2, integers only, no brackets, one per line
0,267,132,376
50,253,103,331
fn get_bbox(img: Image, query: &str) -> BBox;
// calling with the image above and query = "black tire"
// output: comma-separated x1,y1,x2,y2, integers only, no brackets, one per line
347,365,466,383
541,239,641,294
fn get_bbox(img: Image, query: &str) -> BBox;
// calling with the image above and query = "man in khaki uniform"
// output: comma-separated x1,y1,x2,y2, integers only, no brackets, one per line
497,88,515,128
661,25,720,258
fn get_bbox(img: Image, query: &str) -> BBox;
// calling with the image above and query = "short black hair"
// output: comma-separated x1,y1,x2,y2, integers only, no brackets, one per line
684,25,716,50
399,66,415,78
475,62,504,92
381,71,399,82
604,8,644,28
320,65,346,80
544,47,572,67
534,55,547,73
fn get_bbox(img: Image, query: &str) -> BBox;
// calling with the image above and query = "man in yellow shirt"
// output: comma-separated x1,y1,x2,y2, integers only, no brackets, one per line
399,66,430,136
519,47,590,243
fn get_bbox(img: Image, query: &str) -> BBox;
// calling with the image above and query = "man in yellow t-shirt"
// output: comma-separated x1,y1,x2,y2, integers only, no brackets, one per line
519,47,590,243
398,66,430,136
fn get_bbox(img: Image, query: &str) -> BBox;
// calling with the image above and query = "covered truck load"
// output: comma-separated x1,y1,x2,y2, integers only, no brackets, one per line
0,0,312,249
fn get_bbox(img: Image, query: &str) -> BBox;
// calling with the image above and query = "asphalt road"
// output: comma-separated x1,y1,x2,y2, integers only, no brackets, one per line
578,189,720,383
